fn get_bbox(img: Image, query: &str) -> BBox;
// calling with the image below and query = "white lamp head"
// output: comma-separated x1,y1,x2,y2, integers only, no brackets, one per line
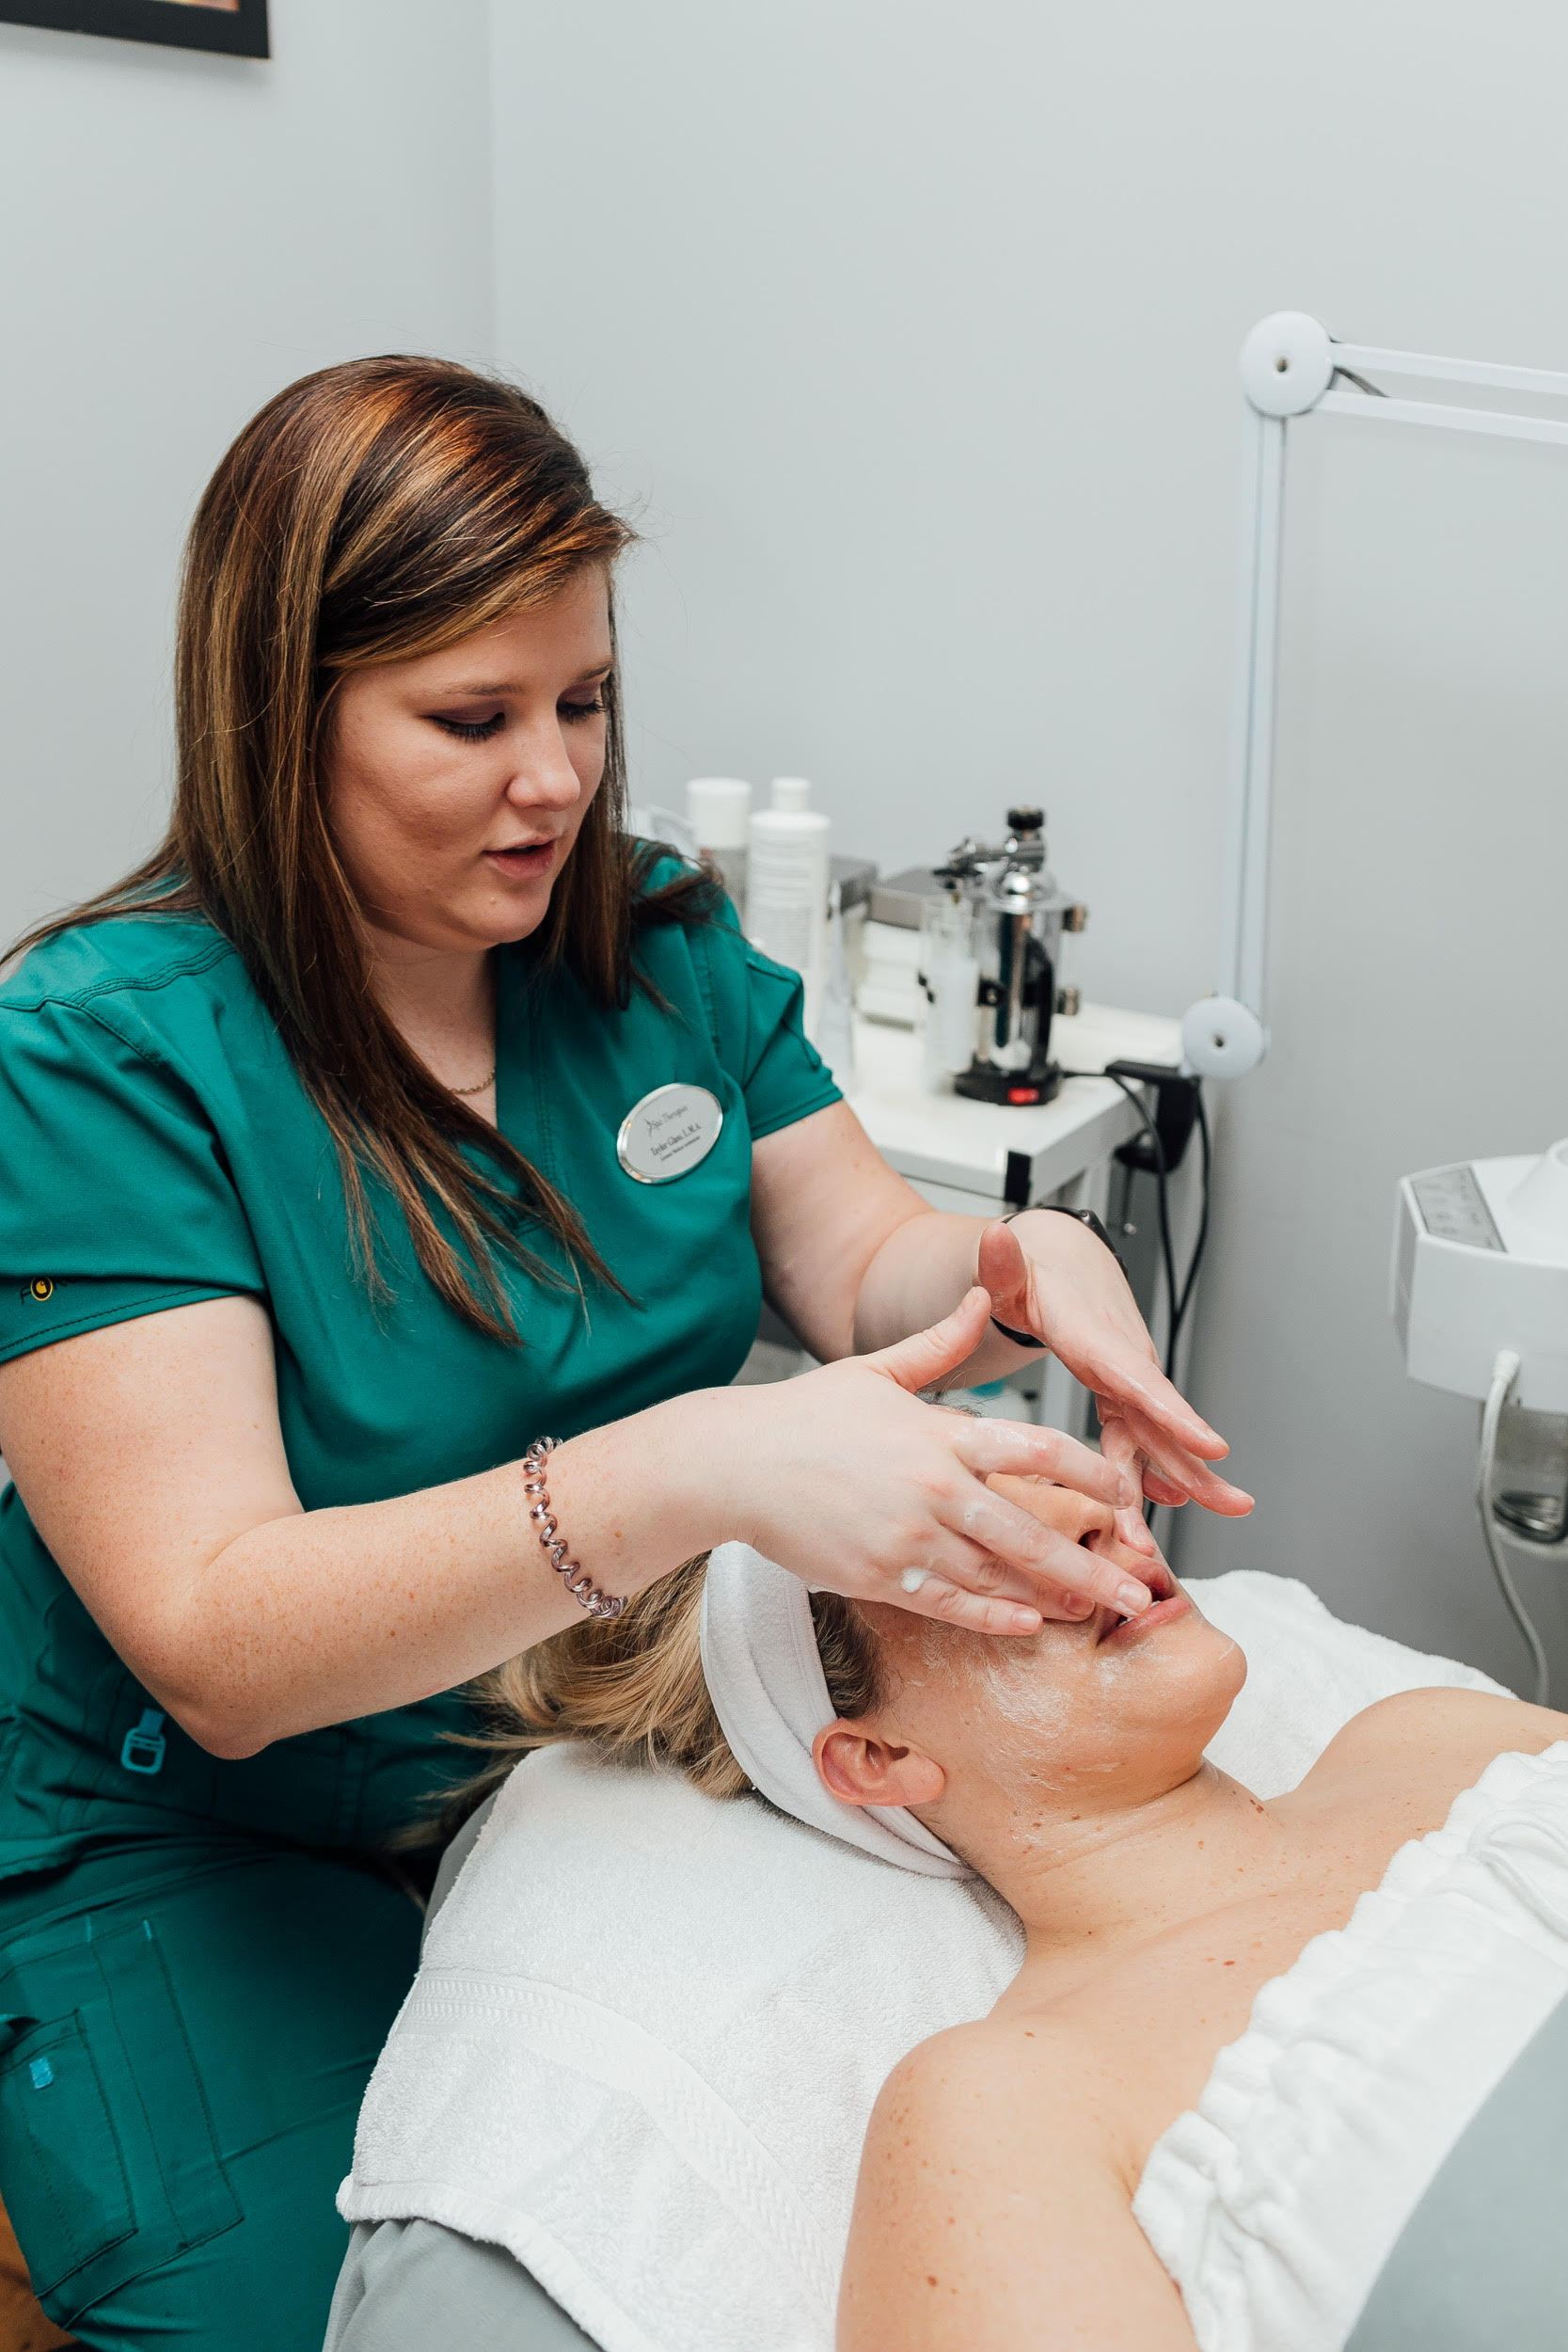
1239,313,1335,419
1180,994,1267,1079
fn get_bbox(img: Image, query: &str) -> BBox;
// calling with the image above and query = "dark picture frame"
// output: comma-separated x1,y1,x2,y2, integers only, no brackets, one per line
0,0,268,56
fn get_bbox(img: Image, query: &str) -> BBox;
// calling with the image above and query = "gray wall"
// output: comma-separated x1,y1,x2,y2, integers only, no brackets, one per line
492,0,1568,1684
0,0,493,946
5,2,1566,1685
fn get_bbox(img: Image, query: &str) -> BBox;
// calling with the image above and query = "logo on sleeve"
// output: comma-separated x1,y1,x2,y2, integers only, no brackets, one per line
24,1278,56,1303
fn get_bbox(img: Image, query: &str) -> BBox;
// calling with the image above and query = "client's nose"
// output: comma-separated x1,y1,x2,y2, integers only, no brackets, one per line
987,1474,1117,1548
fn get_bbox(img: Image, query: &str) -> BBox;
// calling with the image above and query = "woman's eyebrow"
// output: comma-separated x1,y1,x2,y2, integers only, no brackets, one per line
431,661,612,698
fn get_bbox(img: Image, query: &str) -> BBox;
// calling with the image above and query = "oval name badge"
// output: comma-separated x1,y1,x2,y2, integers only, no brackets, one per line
616,1083,724,1184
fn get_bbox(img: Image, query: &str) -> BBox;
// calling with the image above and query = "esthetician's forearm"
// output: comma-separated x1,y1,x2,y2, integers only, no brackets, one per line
851,1208,1037,1383
143,1387,740,1756
0,1296,742,1760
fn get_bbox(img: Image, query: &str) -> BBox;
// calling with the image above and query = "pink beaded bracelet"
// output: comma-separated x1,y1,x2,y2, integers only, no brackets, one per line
520,1437,626,1619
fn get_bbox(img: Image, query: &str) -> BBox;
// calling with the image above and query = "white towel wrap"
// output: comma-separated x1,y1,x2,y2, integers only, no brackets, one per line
1132,1741,1568,2352
698,1539,966,1877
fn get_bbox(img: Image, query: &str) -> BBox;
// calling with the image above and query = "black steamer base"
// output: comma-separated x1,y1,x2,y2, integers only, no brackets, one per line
953,1060,1064,1107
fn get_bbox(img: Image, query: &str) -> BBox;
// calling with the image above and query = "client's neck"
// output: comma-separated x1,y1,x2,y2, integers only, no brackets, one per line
954,1763,1293,1979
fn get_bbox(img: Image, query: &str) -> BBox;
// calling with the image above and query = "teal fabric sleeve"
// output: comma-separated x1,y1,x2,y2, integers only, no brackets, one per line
1345,1986,1568,2350
689,903,842,1141
0,994,263,1362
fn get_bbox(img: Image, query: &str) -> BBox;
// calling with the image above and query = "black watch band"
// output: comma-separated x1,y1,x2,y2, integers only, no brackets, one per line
990,1205,1119,1349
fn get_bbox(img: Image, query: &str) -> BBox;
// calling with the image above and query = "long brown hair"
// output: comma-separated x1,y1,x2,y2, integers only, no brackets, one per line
12,356,715,1337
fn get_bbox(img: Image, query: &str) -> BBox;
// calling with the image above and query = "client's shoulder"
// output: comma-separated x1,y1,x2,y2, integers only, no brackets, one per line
873,2006,1117,2173
846,2010,1167,2352
1306,1685,1568,1796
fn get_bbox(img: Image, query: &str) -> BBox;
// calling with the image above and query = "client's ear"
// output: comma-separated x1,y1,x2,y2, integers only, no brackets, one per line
812,1722,946,1810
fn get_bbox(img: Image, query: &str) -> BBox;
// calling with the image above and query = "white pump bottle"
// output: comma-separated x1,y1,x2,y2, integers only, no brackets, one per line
745,777,832,1040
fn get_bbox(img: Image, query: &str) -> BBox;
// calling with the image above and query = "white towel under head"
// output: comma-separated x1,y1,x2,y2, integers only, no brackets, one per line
698,1539,966,1878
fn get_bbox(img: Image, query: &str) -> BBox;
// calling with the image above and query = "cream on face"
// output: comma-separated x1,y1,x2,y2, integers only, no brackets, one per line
841,1479,1247,1831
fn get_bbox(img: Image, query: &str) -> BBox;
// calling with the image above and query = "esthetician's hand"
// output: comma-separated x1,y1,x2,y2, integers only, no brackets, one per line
979,1216,1253,1555
719,1286,1159,1636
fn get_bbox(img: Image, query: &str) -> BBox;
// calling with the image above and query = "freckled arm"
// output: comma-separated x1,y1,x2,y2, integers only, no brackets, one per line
836,2020,1197,2352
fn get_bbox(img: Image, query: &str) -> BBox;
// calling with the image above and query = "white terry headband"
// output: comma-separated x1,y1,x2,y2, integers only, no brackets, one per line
698,1541,969,1879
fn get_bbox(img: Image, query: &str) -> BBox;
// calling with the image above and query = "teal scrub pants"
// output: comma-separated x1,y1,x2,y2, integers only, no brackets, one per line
0,1838,423,2350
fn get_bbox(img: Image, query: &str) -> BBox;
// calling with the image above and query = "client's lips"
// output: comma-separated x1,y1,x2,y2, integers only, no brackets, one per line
1095,1557,1183,1645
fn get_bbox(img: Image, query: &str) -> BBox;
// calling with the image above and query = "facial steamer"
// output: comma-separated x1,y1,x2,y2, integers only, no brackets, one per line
1392,1150,1568,1702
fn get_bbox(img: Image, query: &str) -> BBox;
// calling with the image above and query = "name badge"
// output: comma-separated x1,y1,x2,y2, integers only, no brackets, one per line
616,1083,724,1184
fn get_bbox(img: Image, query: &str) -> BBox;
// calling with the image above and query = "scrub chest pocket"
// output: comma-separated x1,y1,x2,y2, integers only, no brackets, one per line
0,1915,240,2322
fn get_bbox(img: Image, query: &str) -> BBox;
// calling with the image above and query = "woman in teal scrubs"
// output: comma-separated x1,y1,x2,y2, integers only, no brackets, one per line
0,357,1249,2351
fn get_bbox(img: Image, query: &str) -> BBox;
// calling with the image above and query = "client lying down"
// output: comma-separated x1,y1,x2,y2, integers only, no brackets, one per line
336,1483,1567,2352
826,1482,1568,2350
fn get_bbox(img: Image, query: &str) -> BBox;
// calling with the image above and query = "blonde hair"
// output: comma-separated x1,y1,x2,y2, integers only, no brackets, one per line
464,1555,887,1807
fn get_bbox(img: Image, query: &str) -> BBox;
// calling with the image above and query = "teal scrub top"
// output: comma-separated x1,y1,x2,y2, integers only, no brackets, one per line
0,875,839,1881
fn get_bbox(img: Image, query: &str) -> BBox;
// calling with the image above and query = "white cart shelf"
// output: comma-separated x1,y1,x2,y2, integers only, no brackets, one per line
847,1002,1183,1217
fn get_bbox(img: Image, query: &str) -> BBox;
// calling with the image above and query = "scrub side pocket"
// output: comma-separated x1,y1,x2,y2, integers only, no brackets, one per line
0,2011,133,2300
0,1912,242,2326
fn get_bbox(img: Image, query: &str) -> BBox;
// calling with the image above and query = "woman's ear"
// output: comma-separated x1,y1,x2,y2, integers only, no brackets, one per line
813,1722,946,1810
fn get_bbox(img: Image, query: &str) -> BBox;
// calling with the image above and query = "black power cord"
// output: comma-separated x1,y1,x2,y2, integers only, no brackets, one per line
1095,1061,1210,1385
1102,1073,1180,1372
1094,1065,1211,1529
1028,1064,1214,1504
1171,1089,1212,1359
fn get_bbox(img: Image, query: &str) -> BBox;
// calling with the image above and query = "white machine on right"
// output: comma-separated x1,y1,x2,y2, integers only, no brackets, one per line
1393,1142,1568,1700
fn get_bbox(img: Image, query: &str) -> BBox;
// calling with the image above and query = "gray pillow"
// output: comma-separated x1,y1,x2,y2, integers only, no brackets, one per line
325,2218,597,2352
1346,1986,1568,2350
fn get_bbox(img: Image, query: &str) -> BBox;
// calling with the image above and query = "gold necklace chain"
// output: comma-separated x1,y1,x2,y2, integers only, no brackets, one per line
449,1068,497,1097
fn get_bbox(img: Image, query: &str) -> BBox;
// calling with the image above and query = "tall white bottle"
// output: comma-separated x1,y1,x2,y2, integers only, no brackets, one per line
684,776,752,909
746,775,832,1039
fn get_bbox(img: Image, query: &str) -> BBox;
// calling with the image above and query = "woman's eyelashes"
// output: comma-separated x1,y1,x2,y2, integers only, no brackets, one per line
428,692,604,741
430,710,506,741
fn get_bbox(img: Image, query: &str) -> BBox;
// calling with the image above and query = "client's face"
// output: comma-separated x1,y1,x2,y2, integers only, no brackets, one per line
814,1478,1246,1846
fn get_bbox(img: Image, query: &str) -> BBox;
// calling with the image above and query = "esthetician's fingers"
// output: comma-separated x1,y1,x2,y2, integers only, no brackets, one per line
865,1290,1133,1513
941,1406,1134,1514
879,1559,1098,1639
879,1520,1109,1629
922,1473,1155,1623
1097,1413,1159,1559
988,1215,1227,1469
865,1284,1000,1397
1097,1396,1255,1517
1095,1400,1195,1512
734,1292,1148,1633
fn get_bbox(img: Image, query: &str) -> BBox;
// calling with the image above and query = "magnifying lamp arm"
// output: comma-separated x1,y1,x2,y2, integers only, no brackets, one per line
1183,310,1568,1084
1184,314,1335,1081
